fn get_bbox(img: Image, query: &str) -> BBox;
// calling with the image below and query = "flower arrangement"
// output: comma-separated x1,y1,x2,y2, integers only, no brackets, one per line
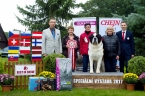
0,74,15,85
39,71,55,79
139,72,145,84
123,73,138,84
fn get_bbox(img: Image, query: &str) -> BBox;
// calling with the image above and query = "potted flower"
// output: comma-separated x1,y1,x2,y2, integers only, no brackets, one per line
0,74,15,92
123,73,138,90
139,72,145,91
39,71,56,79
39,71,56,90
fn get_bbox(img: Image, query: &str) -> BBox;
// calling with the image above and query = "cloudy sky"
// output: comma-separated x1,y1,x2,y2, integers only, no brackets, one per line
0,0,87,32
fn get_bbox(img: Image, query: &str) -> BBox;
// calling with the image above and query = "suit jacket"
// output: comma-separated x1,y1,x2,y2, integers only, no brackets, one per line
42,28,62,55
116,30,135,56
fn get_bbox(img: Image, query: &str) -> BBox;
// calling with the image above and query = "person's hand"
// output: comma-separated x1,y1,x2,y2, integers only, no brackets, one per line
43,53,47,57
131,55,134,58
116,55,119,60
80,54,83,58
66,45,69,48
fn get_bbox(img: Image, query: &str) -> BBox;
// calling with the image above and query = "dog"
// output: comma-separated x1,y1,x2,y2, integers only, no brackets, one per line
88,33,105,74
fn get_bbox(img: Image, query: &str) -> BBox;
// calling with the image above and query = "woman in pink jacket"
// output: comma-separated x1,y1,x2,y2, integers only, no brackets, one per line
80,23,94,72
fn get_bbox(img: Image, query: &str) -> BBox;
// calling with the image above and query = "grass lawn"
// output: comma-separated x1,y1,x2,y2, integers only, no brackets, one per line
0,88,145,96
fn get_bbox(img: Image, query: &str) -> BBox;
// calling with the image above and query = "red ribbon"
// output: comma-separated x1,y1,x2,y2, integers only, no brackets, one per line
67,40,77,71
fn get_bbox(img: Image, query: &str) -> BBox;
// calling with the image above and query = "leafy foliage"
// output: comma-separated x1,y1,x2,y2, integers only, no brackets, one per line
128,56,145,76
43,53,65,73
0,57,5,74
25,54,32,62
16,0,77,31
78,0,134,17
123,73,138,84
0,74,15,85
139,72,145,84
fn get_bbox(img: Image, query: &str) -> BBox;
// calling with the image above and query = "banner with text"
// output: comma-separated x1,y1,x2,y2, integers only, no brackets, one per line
72,17,97,37
15,65,36,76
99,18,122,36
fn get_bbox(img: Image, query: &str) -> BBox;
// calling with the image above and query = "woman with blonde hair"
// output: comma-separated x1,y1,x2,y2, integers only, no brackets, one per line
102,25,120,72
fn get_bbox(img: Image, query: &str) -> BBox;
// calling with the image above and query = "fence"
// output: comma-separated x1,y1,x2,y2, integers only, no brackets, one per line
4,61,45,89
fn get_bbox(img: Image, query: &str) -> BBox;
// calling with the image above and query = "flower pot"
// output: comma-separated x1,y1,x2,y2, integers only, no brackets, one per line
1,85,12,92
126,84,135,91
144,85,145,91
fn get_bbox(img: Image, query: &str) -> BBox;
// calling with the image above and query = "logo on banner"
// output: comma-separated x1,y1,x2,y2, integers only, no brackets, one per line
74,21,96,26
101,20,121,27
24,66,28,70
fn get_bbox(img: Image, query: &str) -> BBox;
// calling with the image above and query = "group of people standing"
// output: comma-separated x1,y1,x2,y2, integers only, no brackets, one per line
42,18,135,73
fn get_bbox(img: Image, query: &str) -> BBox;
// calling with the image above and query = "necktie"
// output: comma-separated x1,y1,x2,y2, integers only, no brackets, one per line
51,29,55,39
122,32,125,40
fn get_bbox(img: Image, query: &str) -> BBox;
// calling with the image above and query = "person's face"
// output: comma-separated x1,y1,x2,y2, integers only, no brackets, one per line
49,19,56,28
85,25,91,31
106,28,113,35
68,29,74,35
121,23,127,31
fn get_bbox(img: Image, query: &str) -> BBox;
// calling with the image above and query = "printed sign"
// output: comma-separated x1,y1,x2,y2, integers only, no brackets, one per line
99,18,122,36
15,64,36,76
72,17,97,37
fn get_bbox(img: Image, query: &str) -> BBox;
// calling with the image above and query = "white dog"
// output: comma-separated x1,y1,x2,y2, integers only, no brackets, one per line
88,33,105,74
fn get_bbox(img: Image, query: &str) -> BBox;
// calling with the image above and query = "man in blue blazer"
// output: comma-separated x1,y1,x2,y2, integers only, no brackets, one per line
116,21,135,73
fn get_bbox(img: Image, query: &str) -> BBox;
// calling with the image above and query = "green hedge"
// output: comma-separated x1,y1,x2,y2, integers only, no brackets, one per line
128,56,145,76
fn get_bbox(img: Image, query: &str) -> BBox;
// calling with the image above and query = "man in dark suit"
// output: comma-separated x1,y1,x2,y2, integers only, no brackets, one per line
116,21,135,73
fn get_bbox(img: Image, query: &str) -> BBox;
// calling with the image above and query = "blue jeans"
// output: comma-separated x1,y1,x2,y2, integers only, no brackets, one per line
82,55,89,72
104,56,117,72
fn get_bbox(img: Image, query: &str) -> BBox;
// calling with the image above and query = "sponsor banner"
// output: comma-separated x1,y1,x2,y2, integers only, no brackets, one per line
15,65,36,76
72,17,97,37
99,18,122,36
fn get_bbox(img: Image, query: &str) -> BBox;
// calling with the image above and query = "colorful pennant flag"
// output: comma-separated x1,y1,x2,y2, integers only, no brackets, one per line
9,31,20,38
32,54,41,61
8,54,19,61
20,47,30,54
32,39,42,46
32,46,42,54
8,46,19,54
20,39,31,46
32,31,42,39
20,31,31,39
8,39,19,46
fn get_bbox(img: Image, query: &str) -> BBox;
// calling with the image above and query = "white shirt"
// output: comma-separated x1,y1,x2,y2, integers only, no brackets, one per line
122,30,126,40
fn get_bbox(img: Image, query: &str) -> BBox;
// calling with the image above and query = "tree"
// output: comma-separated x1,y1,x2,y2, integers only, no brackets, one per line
16,0,77,31
113,0,145,56
78,0,135,31
78,0,134,17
